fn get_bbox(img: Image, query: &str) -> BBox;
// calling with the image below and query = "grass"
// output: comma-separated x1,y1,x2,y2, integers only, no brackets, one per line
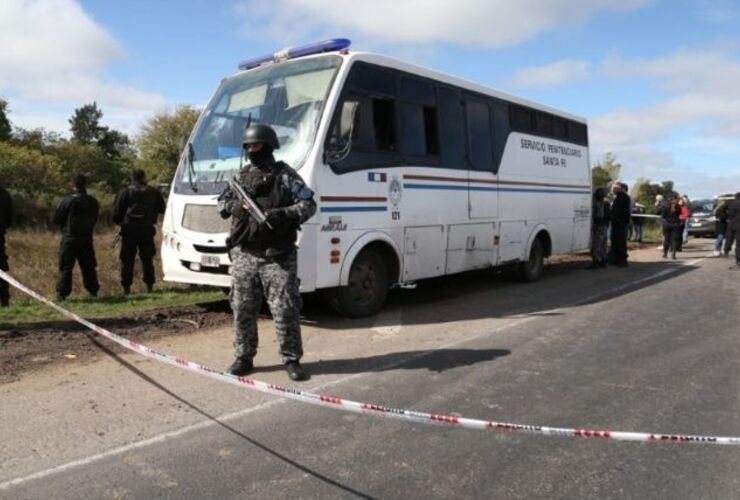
1,228,225,326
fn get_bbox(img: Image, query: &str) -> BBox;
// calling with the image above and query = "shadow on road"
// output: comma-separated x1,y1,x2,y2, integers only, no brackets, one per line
299,258,702,330
84,332,377,500
257,348,511,376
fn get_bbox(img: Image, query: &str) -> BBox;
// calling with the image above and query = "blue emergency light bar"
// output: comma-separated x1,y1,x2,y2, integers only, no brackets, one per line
238,38,351,71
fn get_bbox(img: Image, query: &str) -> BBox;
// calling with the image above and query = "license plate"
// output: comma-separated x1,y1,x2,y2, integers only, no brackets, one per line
690,223,702,227
200,255,221,268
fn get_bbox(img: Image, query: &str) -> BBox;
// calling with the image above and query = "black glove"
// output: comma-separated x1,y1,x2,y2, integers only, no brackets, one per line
263,208,287,229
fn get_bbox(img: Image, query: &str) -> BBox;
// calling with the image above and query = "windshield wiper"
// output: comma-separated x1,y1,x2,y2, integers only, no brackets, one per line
186,142,198,193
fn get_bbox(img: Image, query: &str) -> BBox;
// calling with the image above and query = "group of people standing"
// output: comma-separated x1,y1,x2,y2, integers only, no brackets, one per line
589,181,632,269
657,194,692,260
0,169,165,307
588,184,740,270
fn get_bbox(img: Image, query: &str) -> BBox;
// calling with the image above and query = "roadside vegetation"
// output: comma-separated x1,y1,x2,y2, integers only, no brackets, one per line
0,228,223,326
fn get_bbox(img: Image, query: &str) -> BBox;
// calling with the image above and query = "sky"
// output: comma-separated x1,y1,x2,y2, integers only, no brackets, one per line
1,0,739,199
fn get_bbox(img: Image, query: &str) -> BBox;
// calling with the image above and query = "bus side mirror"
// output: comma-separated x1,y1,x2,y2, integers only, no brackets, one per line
325,101,359,165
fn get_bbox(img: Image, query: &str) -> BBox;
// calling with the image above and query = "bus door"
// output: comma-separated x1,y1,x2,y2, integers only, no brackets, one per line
449,95,499,271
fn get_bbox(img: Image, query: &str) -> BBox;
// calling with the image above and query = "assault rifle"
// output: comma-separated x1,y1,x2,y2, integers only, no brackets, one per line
229,177,273,230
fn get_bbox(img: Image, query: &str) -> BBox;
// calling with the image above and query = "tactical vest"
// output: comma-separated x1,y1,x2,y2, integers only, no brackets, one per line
65,193,97,238
229,161,298,255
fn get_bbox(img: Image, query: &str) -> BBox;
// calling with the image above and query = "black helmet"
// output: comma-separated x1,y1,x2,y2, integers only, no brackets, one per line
243,124,280,150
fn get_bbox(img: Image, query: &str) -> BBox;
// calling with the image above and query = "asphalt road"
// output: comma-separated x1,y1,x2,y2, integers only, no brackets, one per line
2,241,739,499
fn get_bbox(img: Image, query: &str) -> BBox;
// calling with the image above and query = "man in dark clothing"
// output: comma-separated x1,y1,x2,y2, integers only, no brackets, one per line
587,187,610,269
630,203,646,242
724,192,740,270
53,175,100,300
0,185,13,307
609,182,631,267
112,169,166,295
218,124,316,381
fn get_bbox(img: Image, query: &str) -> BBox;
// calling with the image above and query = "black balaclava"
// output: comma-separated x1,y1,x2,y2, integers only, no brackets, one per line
248,144,274,168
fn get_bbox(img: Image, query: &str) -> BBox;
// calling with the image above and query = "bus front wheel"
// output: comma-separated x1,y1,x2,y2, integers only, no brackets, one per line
328,249,389,318
518,237,545,282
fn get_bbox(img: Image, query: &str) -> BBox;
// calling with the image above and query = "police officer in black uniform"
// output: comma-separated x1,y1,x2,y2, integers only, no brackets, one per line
609,182,631,267
0,183,13,307
53,174,100,300
218,124,316,381
112,169,166,295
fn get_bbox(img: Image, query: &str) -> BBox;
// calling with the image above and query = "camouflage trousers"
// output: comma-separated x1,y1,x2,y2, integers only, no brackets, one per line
229,246,303,363
591,225,608,263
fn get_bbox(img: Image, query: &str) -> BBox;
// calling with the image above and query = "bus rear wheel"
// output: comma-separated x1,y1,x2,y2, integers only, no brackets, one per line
328,249,388,318
518,237,545,282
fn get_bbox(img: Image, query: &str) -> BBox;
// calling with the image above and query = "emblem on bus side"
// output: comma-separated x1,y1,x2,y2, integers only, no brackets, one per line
389,176,402,207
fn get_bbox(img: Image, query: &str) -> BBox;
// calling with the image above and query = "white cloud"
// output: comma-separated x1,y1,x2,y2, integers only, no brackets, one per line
509,60,592,88
590,49,740,148
0,0,165,128
233,0,650,48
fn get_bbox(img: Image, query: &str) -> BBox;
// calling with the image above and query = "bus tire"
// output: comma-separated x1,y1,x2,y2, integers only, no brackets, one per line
518,237,545,282
328,249,389,318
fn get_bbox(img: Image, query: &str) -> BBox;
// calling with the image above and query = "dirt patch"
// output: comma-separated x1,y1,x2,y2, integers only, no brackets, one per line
0,301,233,384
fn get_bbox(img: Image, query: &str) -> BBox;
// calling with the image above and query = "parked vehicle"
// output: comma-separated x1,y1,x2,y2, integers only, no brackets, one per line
687,199,715,237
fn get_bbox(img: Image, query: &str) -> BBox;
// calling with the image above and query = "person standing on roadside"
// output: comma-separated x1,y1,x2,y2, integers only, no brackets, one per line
0,183,13,307
53,174,100,300
587,187,610,269
678,195,691,249
724,192,740,270
609,182,631,267
112,169,166,295
631,202,646,243
218,124,316,381
655,194,667,250
713,200,728,257
660,196,682,260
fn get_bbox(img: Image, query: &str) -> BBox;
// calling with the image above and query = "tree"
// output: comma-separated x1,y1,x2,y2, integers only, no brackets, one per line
136,106,200,183
0,99,11,142
660,181,677,198
591,152,622,192
629,178,679,213
12,127,62,152
98,128,133,159
69,102,104,145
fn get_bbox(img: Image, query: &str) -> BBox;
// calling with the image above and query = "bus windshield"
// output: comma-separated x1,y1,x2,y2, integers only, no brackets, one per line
174,55,342,195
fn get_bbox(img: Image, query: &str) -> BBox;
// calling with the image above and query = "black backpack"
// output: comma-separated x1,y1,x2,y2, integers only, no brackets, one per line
67,195,97,237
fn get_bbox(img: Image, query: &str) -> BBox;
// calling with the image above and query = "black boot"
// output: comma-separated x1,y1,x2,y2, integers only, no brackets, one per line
586,259,599,270
227,358,254,376
285,361,307,381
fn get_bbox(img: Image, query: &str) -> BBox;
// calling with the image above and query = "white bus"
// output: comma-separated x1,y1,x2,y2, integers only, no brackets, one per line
161,39,591,317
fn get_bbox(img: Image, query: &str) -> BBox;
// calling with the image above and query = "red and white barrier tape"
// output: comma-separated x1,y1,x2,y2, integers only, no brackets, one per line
2,269,739,445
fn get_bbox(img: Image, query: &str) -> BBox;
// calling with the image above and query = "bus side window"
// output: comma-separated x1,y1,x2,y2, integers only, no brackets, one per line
330,98,361,144
399,76,440,162
372,98,396,151
437,86,467,170
490,100,509,175
465,96,494,172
